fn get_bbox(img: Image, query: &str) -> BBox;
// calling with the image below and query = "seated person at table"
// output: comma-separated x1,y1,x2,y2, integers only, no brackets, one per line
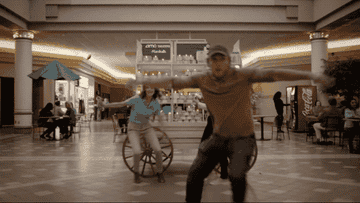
313,98,343,144
54,101,65,116
313,100,323,116
38,103,56,139
70,102,77,115
307,100,323,136
344,99,360,153
63,101,76,139
53,101,68,137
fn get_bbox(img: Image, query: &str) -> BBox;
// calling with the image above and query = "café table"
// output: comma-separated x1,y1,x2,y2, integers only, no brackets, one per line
252,115,275,141
38,115,69,140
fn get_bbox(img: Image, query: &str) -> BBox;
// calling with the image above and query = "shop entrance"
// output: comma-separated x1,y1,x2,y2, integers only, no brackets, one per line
0,77,14,127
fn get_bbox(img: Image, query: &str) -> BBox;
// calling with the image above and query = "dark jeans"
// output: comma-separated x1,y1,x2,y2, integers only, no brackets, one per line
201,116,228,179
186,133,256,203
54,118,74,135
307,121,317,136
345,127,359,153
40,122,56,137
118,119,128,133
276,115,284,130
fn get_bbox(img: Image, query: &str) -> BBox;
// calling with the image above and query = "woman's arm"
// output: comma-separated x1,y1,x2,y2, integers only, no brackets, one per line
102,95,138,108
103,101,127,108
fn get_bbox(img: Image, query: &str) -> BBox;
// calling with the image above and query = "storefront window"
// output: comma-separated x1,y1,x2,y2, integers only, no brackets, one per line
55,81,69,112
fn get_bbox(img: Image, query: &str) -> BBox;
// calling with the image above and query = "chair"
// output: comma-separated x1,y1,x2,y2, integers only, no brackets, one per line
321,116,344,145
117,113,129,134
305,120,316,142
72,114,82,134
271,117,290,140
111,114,123,143
32,109,46,139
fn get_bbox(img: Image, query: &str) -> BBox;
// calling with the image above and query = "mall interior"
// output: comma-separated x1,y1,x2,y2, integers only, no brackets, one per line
0,0,360,202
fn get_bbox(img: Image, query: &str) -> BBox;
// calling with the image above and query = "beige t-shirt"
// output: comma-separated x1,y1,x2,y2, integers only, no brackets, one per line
173,69,255,137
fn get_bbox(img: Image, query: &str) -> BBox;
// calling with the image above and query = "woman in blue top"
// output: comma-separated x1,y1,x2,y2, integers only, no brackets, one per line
101,85,165,183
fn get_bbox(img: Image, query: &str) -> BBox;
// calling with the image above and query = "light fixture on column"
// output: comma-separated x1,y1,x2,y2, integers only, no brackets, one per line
309,31,329,40
12,30,35,40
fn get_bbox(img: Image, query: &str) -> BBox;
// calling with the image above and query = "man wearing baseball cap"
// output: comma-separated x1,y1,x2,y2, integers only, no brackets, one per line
126,45,333,202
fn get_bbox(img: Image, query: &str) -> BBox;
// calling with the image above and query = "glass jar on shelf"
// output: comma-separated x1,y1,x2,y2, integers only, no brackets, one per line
136,70,143,79
143,55,152,62
189,55,195,64
183,54,190,64
177,54,183,64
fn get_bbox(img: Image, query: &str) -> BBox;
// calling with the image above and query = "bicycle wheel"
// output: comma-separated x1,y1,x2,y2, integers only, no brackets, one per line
122,127,174,177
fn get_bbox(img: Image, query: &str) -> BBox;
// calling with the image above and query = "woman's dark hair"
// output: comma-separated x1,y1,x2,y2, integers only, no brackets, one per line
328,98,337,106
273,91,282,101
44,103,53,111
140,87,161,100
55,101,61,106
348,99,359,109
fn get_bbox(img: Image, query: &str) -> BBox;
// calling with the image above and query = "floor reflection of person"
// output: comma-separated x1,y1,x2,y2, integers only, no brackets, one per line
100,85,165,184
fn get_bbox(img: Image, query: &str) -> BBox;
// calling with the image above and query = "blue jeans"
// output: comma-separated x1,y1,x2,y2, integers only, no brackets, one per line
186,133,256,203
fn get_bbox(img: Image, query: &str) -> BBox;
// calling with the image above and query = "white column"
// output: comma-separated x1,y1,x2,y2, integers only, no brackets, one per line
13,31,34,128
310,32,329,106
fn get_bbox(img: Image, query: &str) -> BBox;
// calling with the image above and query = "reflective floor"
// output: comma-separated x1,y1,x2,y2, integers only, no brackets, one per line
0,120,359,202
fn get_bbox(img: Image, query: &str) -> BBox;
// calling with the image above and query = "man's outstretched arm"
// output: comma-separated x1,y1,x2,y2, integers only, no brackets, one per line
244,68,334,86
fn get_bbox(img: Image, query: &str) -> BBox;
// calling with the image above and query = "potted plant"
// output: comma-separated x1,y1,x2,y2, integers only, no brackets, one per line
322,58,360,101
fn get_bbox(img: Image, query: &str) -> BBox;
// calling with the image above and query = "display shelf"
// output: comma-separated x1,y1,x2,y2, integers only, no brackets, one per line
172,63,207,66
138,62,173,65
136,39,209,124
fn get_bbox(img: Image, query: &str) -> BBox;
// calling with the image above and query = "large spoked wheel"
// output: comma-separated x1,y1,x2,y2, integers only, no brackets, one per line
214,141,258,174
122,127,174,177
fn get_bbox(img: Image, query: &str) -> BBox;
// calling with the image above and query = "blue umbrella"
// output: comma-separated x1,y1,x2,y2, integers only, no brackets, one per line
28,60,80,81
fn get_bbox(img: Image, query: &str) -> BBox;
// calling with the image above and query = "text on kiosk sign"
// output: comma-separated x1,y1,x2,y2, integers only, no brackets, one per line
145,44,171,48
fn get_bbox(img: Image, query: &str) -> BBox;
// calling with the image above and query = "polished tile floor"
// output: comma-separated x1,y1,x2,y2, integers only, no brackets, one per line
0,120,359,202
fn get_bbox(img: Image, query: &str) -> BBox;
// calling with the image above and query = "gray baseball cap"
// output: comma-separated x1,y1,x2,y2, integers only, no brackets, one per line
207,45,230,58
